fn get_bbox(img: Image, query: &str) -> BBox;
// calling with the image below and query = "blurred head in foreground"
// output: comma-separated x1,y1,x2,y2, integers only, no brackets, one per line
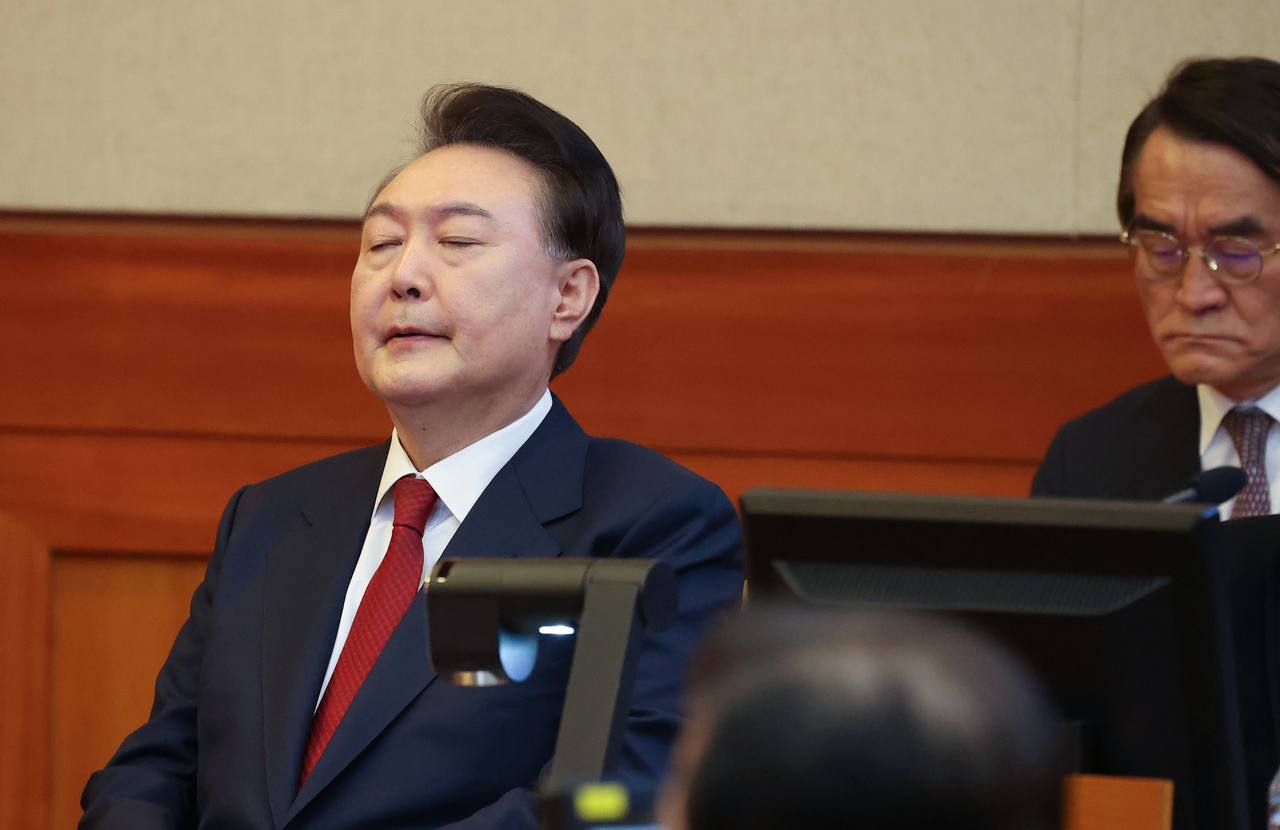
658,607,1064,830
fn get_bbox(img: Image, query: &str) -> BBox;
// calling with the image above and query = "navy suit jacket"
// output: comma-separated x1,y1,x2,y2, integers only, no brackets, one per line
80,398,744,830
1030,375,1200,499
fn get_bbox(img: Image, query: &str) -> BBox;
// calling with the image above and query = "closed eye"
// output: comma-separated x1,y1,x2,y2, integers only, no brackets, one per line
369,240,401,253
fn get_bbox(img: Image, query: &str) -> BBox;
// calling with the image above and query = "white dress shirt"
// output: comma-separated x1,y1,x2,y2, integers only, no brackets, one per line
1197,383,1280,519
314,389,553,708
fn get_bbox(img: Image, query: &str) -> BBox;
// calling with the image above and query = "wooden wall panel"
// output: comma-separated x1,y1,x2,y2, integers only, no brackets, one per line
560,246,1165,462
0,432,365,554
0,215,1167,557
50,556,208,830
0,432,1038,557
0,214,1169,828
671,454,1037,503
0,229,385,441
0,514,50,830
0,219,1166,463
1063,774,1174,830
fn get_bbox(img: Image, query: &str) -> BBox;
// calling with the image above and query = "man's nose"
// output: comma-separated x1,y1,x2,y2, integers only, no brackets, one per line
390,241,432,300
1174,253,1229,313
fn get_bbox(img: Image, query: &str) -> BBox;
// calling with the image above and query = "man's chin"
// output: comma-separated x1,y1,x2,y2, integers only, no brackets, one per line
1161,341,1243,382
1168,359,1233,388
1166,356,1265,399
368,377,454,410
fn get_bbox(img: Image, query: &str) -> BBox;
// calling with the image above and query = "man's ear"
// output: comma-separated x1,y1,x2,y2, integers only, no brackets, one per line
549,259,600,343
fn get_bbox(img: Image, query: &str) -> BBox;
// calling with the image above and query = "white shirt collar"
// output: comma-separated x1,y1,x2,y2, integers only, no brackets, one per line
1198,382,1280,454
372,389,553,522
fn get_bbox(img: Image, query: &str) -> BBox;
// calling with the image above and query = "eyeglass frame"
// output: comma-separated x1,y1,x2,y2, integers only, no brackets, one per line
1119,227,1280,286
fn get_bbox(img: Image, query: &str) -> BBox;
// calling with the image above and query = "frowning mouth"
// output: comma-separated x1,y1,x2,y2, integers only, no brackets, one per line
385,325,444,343
1161,333,1243,347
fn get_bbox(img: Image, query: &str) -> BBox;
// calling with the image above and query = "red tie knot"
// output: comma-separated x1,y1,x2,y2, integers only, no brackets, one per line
392,475,438,535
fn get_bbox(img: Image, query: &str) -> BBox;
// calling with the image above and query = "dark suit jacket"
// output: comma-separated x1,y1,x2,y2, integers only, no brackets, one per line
1031,375,1200,499
1031,377,1280,826
79,398,744,830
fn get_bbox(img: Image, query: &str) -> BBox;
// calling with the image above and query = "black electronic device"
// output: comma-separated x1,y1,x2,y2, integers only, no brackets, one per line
424,557,678,797
741,488,1280,830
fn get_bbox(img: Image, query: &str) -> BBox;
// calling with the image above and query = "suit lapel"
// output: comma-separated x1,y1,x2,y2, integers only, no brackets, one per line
285,399,589,821
442,468,565,560
287,590,436,823
510,394,588,526
437,395,588,562
262,445,387,830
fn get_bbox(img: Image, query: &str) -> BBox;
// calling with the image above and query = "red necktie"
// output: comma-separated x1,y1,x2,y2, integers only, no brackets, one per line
1223,407,1274,518
299,475,438,787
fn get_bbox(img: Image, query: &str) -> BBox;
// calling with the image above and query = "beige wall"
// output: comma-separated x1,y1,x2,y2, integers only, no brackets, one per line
1,0,1277,233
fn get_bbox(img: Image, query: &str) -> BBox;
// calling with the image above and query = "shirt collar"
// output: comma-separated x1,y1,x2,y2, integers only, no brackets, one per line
372,389,553,521
1197,382,1280,454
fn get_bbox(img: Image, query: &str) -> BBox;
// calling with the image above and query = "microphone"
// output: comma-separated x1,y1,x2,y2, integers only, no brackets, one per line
1162,466,1248,505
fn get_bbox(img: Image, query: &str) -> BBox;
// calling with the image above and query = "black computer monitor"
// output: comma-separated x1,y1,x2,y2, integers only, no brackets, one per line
741,488,1280,830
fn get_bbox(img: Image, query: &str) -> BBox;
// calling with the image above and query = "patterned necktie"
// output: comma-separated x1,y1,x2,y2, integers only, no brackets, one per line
1223,407,1275,518
299,475,438,787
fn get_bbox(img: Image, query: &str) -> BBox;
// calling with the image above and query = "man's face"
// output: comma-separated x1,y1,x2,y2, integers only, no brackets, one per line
1132,126,1280,401
351,144,591,414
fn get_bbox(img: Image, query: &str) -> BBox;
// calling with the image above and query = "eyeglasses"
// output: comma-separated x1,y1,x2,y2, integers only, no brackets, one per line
1120,228,1280,286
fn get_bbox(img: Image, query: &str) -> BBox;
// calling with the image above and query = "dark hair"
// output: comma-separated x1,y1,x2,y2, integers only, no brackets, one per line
1117,57,1280,227
682,607,1064,830
376,83,625,378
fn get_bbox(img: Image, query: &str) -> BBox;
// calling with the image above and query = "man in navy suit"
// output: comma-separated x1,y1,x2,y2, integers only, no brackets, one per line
79,83,744,830
1034,58,1280,511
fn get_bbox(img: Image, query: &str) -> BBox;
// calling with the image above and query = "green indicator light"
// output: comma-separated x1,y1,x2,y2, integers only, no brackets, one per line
574,782,630,822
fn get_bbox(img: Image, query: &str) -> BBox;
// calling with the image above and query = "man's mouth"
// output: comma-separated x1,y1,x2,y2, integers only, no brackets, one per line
1162,332,1242,347
386,325,442,342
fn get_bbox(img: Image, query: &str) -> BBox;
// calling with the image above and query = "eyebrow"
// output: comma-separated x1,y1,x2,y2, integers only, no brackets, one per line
363,201,495,224
432,202,494,222
1209,216,1265,237
364,202,402,222
1129,213,1265,238
1129,214,1176,234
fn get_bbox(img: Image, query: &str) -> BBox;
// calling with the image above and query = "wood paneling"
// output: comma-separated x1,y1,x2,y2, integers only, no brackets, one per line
0,432,1037,557
50,555,208,830
1063,774,1174,830
0,219,1165,462
670,453,1036,502
0,215,1163,556
0,514,50,830
0,230,385,441
0,214,1168,828
0,432,365,554
561,245,1165,461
